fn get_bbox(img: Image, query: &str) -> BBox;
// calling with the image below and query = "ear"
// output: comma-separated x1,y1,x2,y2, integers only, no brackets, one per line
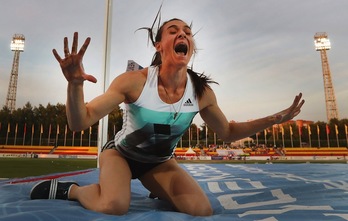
155,42,161,52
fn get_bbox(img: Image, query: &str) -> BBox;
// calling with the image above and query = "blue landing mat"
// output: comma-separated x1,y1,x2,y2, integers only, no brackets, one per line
1,163,348,221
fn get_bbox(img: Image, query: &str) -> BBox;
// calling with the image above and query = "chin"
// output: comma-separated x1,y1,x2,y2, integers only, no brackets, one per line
174,61,189,68
175,57,190,65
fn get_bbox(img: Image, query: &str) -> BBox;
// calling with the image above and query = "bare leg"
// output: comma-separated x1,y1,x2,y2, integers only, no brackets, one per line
69,149,132,215
140,159,213,216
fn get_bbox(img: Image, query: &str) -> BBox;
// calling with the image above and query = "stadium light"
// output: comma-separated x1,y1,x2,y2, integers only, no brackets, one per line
10,34,25,52
314,32,331,51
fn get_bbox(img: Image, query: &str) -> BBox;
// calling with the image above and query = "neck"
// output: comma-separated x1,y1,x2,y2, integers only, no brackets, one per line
158,65,187,91
157,65,187,104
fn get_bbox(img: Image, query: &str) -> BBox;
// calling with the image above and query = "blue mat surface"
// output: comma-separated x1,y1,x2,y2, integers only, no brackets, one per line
1,163,348,221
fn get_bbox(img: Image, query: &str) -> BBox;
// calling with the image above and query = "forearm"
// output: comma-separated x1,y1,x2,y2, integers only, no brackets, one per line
225,116,276,142
66,82,90,131
201,91,304,143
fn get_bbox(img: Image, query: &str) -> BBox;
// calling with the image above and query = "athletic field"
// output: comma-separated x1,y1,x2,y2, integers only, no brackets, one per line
1,157,347,178
0,158,97,178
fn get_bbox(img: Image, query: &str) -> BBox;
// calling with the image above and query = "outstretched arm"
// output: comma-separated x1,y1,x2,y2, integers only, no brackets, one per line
52,32,118,131
200,91,305,142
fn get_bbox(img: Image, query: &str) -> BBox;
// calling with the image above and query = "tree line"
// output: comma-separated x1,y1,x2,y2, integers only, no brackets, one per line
1,102,348,148
0,102,122,147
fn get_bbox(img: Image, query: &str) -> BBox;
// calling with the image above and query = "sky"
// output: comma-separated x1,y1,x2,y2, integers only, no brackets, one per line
0,0,347,126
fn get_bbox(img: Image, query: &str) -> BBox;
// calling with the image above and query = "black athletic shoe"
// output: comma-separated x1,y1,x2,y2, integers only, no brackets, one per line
30,179,79,200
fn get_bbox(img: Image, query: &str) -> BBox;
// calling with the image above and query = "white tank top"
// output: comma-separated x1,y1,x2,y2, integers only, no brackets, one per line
115,66,199,163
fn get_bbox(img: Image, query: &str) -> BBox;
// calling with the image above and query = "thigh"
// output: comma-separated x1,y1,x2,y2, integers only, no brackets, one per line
98,149,132,206
139,159,212,216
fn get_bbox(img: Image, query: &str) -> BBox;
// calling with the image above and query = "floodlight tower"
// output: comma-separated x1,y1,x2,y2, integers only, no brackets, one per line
5,34,25,112
314,32,339,122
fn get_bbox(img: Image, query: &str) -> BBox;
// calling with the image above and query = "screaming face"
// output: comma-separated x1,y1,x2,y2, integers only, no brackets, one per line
156,19,195,67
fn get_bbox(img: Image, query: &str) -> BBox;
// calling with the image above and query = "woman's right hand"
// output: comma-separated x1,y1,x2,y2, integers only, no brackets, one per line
52,32,97,84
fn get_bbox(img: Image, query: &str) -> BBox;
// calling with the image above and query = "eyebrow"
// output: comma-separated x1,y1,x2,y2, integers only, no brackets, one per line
167,24,191,30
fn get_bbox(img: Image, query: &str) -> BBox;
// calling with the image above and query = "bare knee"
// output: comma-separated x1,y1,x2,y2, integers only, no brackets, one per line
184,203,213,217
174,197,213,216
197,205,213,216
97,198,129,215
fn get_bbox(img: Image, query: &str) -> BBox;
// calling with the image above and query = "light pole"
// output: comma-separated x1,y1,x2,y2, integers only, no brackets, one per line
314,32,339,122
5,34,25,112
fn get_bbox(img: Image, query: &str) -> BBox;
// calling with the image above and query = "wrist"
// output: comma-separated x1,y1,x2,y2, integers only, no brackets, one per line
68,79,84,86
68,81,84,90
67,82,84,97
268,114,283,125
267,115,277,125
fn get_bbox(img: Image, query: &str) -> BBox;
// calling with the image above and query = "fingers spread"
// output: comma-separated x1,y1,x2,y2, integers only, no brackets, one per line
72,32,78,54
290,93,305,118
64,37,70,57
52,49,62,62
53,32,95,84
291,93,304,110
78,37,91,57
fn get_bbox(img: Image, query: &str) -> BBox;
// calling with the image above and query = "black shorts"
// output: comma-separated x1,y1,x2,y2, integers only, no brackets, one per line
102,140,164,179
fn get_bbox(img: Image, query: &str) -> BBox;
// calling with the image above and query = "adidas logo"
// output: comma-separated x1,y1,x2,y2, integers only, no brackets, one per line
183,98,194,106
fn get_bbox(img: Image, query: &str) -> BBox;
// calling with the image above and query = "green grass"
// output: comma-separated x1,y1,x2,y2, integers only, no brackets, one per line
0,158,97,178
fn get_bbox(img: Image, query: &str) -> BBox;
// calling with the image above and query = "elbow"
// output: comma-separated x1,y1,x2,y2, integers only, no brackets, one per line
68,124,80,133
66,113,90,132
218,124,240,142
218,131,234,143
67,120,85,132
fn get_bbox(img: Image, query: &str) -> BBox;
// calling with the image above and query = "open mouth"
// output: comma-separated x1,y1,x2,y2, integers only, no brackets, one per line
174,43,188,56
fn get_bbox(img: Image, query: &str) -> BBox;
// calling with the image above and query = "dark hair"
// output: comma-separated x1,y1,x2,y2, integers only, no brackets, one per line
187,69,218,99
137,9,218,99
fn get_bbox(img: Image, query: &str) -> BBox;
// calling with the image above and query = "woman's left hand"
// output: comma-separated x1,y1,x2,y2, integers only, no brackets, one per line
271,93,305,124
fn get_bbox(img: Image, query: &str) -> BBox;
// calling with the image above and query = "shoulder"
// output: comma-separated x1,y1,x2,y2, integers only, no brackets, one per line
110,68,147,88
120,67,148,80
108,67,149,103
